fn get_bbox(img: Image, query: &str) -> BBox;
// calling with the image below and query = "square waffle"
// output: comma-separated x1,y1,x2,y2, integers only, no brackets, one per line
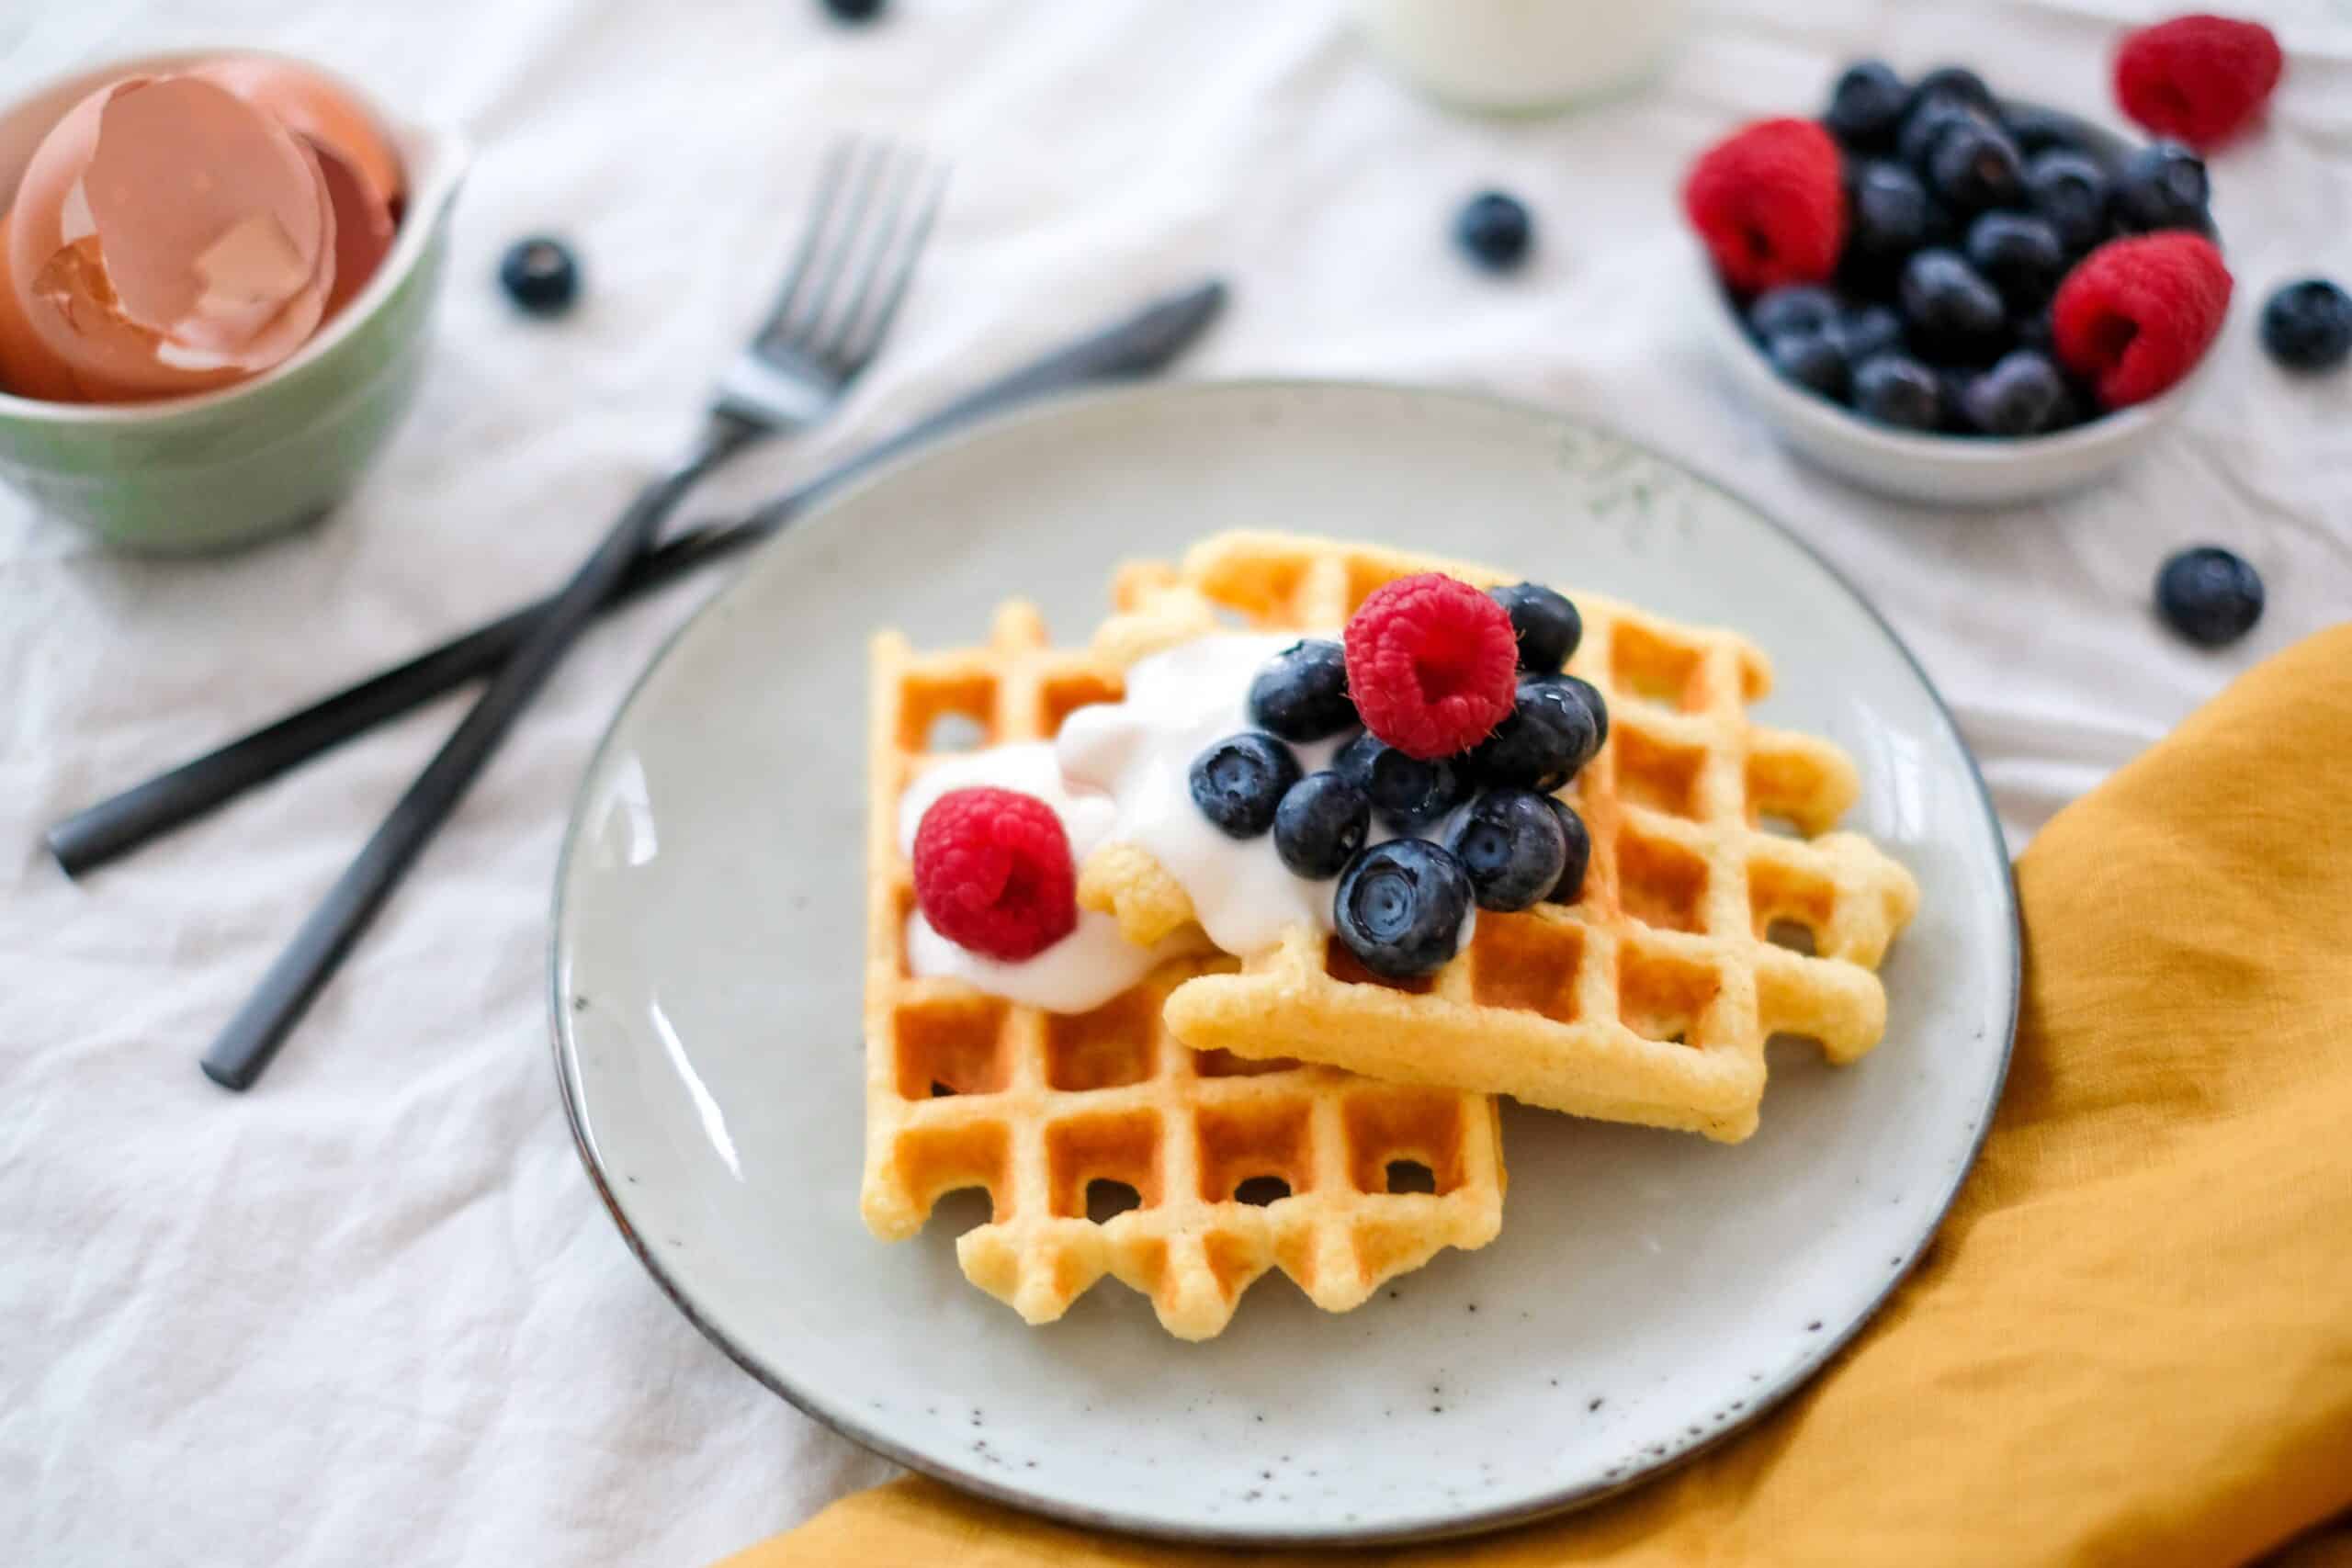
863,601,1505,1340
1079,531,1921,1144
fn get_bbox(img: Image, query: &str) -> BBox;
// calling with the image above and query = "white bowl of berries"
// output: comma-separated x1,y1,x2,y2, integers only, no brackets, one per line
1684,62,2238,508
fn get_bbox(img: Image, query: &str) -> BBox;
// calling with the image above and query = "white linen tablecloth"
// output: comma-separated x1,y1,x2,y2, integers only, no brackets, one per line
5,2,2348,1562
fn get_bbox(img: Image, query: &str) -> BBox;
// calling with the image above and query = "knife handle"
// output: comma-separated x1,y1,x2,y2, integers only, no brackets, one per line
43,279,1227,878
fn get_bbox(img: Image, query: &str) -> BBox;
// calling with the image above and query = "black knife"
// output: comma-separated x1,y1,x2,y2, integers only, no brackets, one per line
47,277,1228,881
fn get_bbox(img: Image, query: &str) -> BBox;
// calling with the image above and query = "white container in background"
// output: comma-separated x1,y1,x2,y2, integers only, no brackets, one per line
1353,0,1688,113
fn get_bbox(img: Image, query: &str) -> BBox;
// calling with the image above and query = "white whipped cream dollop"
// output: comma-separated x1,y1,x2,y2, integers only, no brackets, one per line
897,743,1170,1013
897,634,1478,1013
1056,633,1358,958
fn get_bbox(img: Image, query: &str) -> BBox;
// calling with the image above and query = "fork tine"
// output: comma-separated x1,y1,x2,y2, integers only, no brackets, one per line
770,141,893,350
808,154,919,367
753,137,857,343
831,159,947,375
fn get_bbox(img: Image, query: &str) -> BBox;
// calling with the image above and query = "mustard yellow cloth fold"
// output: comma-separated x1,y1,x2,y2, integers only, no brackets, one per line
725,625,2352,1568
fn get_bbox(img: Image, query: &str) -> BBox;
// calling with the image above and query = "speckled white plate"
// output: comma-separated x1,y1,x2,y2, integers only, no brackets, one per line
550,379,2017,1546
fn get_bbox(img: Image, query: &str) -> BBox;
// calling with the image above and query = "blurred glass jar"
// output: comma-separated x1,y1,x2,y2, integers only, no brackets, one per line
1353,0,1688,113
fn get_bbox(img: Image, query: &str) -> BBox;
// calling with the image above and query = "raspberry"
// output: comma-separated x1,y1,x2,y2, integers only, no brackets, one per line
2115,15,2283,151
1681,118,1845,295
910,787,1077,962
1343,573,1519,761
2051,232,2233,408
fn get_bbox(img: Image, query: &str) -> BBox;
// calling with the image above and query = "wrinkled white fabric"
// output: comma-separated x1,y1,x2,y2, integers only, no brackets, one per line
3,2,2348,1564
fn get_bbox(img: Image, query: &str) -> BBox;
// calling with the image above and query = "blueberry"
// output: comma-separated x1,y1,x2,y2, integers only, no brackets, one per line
1959,349,2067,436
822,0,885,20
498,237,580,316
1554,671,1609,752
2113,141,2212,234
1928,121,2024,214
1447,790,1569,913
1456,191,1533,272
2259,278,2352,373
1334,732,1469,833
1272,772,1372,879
1896,97,1990,175
2047,374,2097,432
1824,61,1909,150
1851,353,1944,432
1908,65,1996,118
2023,151,2111,253
1964,211,2065,307
1827,303,1905,366
1487,582,1582,673
1847,161,1936,263
1249,639,1356,741
1333,840,1474,979
2155,547,2264,648
2003,104,2091,159
1542,796,1593,905
1936,366,1978,434
1770,331,1849,400
1189,732,1301,839
1747,285,1840,342
2009,310,2053,355
1466,676,1602,792
1899,248,2006,360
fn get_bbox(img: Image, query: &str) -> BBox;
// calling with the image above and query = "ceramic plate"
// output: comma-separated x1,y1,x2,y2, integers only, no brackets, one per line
550,380,2017,1545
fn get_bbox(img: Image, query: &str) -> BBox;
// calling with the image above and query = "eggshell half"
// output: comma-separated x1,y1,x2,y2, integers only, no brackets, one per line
6,79,241,399
5,73,343,400
82,76,329,356
191,55,402,321
0,57,406,402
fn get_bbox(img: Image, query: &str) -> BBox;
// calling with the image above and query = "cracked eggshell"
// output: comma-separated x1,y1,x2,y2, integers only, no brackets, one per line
2,67,383,402
189,54,403,321
0,212,84,401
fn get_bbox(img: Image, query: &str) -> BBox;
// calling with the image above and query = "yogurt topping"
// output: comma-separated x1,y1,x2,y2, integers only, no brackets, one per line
898,634,1476,1011
1057,634,1353,958
897,742,1170,1013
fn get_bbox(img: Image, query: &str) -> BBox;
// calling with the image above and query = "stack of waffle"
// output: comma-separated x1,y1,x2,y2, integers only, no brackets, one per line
862,532,1918,1339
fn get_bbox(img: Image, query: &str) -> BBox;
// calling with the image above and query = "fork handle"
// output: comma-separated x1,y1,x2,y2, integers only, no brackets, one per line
198,442,741,1091
48,278,1231,879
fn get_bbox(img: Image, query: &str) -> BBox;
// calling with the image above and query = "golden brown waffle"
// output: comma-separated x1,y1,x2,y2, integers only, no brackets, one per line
863,602,1505,1340
1081,531,1921,1144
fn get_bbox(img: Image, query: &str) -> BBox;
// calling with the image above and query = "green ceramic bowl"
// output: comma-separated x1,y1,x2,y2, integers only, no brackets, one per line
0,51,466,554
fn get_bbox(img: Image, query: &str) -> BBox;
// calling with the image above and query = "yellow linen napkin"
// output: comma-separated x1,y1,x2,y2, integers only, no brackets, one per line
722,624,2352,1568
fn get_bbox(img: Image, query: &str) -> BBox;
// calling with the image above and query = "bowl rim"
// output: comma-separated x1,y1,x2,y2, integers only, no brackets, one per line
1700,96,2219,466
0,47,468,428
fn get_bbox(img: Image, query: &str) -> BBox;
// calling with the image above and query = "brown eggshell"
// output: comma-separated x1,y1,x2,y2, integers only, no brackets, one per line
173,137,339,373
191,54,401,320
0,57,405,401
82,76,327,354
311,135,396,321
191,55,403,219
4,73,344,399
7,78,133,345
0,212,88,400
3,78,234,399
